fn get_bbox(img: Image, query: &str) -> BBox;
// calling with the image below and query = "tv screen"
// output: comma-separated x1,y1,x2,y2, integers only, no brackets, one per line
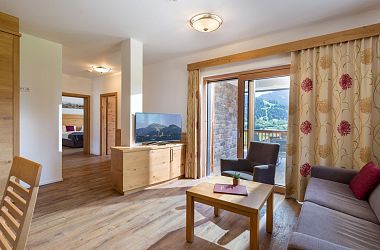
135,113,182,143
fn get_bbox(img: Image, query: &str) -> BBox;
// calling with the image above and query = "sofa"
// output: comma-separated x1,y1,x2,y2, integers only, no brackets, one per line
288,166,380,250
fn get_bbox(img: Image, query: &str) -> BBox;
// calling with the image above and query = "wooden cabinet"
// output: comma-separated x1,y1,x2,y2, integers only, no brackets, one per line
170,145,185,178
111,143,186,195
0,12,20,196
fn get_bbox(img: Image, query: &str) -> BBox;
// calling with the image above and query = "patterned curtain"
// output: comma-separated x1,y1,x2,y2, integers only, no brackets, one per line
286,35,380,201
186,69,200,178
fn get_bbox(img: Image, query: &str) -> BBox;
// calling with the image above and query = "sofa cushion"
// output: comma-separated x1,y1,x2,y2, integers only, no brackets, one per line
288,232,352,250
349,162,380,200
221,170,253,181
295,202,380,249
369,184,380,223
305,178,379,224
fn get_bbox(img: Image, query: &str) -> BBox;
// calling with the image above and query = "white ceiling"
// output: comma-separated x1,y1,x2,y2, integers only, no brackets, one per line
1,0,380,78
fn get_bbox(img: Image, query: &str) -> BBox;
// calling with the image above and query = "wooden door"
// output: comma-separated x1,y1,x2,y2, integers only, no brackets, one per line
0,31,16,195
106,95,116,155
101,96,107,155
100,93,117,155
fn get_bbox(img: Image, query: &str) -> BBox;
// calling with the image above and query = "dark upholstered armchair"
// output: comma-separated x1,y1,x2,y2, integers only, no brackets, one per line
221,141,280,185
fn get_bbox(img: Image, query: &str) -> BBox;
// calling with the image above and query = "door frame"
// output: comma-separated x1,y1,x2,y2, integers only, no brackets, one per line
237,65,290,157
100,92,118,156
62,92,91,154
202,65,290,192
203,65,290,158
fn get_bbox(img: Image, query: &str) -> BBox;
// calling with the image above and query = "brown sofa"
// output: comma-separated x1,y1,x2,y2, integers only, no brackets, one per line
288,166,380,250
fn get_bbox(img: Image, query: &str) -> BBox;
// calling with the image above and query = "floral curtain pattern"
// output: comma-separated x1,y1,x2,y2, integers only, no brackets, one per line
186,69,200,178
286,35,380,201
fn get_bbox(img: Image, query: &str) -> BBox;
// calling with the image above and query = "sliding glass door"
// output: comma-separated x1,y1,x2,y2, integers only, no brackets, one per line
205,66,290,186
242,76,290,186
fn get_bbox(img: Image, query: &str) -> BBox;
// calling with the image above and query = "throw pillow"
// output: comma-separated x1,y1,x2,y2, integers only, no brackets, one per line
349,162,380,200
66,125,75,132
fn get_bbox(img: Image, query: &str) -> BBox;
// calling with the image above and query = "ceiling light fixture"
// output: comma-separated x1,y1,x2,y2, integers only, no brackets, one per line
190,13,222,33
90,66,112,73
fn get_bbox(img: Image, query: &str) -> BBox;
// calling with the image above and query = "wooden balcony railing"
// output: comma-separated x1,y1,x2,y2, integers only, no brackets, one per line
244,129,288,152
254,129,288,142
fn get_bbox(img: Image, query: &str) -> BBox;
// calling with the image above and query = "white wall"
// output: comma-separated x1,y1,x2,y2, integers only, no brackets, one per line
91,73,121,155
62,74,92,95
20,33,63,185
143,58,189,129
143,7,380,131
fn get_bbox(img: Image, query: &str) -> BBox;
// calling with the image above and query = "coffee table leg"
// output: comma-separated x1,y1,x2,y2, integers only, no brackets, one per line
214,206,220,217
250,212,259,250
186,193,194,243
266,191,273,233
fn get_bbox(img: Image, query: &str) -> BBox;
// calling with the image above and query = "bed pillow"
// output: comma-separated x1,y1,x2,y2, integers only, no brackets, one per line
62,125,67,132
66,125,75,132
349,162,380,200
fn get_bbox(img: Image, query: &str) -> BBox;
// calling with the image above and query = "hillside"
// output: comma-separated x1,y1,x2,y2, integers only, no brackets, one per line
136,123,181,142
244,89,289,130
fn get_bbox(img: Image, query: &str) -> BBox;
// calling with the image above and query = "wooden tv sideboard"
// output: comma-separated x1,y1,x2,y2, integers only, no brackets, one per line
111,143,186,195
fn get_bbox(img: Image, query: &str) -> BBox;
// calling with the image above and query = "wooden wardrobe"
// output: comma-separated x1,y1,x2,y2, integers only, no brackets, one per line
0,12,20,196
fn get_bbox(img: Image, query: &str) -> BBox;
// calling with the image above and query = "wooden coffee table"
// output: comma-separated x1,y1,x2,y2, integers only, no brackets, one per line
186,176,274,250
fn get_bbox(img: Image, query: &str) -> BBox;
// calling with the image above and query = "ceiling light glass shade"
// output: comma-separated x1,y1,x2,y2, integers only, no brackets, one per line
91,66,112,73
190,13,222,32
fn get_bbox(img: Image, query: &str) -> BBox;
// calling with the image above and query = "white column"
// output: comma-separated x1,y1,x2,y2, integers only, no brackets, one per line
121,38,143,146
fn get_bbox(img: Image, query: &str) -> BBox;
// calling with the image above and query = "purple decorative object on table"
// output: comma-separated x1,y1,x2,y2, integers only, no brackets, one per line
213,183,248,196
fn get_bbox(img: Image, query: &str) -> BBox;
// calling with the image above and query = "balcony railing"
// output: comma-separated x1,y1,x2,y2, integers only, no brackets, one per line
254,129,287,142
244,129,288,154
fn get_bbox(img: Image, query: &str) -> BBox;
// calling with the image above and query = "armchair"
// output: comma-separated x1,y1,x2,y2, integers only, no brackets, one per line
221,141,280,185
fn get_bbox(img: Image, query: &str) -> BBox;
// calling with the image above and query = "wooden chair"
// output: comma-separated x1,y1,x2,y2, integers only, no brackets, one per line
0,156,42,250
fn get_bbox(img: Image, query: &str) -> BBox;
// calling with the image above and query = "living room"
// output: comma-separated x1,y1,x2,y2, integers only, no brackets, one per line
0,1,380,249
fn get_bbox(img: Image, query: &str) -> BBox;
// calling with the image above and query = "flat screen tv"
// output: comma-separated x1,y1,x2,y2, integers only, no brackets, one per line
135,112,182,143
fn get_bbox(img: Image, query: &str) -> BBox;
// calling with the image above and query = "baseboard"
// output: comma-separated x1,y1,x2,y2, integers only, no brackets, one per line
40,177,63,186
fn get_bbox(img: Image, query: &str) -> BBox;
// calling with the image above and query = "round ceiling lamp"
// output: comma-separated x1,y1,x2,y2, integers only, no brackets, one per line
190,13,223,33
90,66,112,73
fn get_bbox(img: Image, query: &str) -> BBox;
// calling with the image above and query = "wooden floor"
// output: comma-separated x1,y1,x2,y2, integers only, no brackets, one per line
62,146,83,156
26,152,301,250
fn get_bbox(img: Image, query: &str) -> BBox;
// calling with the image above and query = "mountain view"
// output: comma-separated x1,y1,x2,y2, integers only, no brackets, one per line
136,123,182,143
245,89,289,131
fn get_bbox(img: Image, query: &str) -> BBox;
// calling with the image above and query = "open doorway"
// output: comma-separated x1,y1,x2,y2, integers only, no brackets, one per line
62,93,90,156
100,92,117,155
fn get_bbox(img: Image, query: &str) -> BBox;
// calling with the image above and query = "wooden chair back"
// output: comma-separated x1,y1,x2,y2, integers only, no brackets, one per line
0,156,42,250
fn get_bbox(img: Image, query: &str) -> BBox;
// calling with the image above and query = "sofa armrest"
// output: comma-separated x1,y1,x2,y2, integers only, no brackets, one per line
220,159,252,173
253,164,275,185
311,166,357,184
287,232,352,250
